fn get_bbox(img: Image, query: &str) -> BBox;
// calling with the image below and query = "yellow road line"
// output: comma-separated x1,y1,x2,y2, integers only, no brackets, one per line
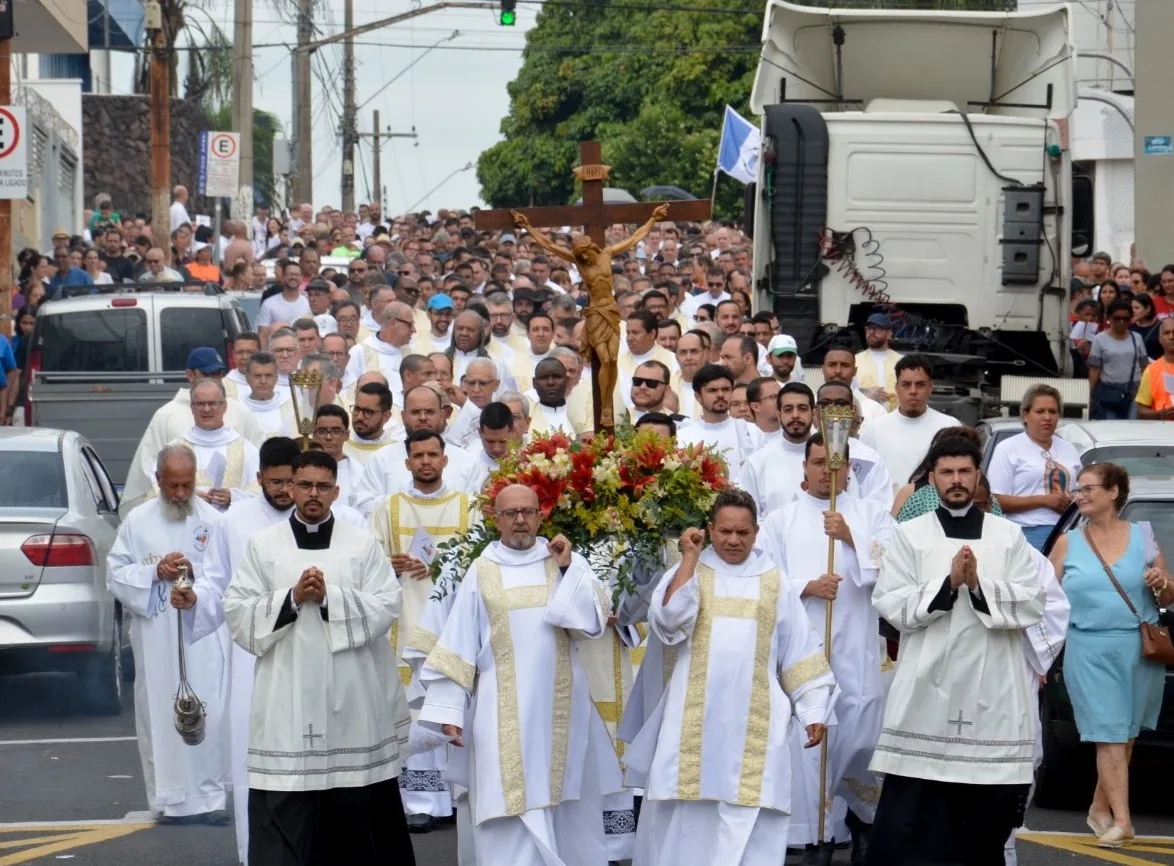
1020,831,1174,865
0,824,150,866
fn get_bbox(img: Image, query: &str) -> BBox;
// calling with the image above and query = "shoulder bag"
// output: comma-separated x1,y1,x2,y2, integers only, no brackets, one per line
1083,527,1174,665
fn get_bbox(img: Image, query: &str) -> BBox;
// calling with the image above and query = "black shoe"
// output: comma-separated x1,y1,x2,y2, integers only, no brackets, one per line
435,809,457,825
801,842,836,866
406,813,434,834
846,810,871,866
200,811,233,827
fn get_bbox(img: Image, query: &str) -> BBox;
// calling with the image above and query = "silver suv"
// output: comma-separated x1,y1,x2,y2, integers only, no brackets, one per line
0,428,127,714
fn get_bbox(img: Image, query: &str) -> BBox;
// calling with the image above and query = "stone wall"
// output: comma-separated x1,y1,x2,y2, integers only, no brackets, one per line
82,95,217,220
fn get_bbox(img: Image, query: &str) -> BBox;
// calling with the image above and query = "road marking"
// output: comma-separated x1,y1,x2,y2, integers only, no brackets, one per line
1021,831,1174,864
0,824,150,866
0,736,136,746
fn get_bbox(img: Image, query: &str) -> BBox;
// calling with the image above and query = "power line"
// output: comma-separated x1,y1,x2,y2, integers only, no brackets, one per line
162,40,761,53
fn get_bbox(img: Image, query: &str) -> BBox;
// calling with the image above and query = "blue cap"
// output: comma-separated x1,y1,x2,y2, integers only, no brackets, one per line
427,293,454,311
866,312,893,329
186,347,227,374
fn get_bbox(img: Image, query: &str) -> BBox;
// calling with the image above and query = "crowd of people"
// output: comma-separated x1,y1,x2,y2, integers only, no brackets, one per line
11,189,1167,866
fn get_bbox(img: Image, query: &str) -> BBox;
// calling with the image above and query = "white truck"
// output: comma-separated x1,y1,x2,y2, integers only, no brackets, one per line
748,1,1078,422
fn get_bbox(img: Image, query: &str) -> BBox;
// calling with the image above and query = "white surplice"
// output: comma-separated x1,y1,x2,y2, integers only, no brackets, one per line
187,494,290,865
758,493,896,844
858,408,957,494
224,516,411,791
353,439,482,515
335,455,360,507
106,497,229,817
445,400,484,450
736,437,808,518
846,437,895,510
173,425,260,505
343,334,405,391
870,508,1045,785
417,540,621,866
624,548,836,866
341,426,404,467
676,416,754,475
369,485,471,819
121,388,263,516
241,393,294,438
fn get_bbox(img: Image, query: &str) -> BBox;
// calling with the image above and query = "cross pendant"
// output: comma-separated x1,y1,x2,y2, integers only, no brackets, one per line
303,723,324,747
947,710,973,736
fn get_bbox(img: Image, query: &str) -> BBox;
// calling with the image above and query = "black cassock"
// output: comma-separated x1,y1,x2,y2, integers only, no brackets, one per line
865,508,1031,866
248,515,417,866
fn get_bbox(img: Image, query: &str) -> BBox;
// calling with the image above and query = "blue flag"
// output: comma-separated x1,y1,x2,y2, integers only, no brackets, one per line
716,105,761,184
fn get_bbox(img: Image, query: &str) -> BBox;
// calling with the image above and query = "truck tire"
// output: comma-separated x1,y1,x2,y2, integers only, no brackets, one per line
78,616,124,716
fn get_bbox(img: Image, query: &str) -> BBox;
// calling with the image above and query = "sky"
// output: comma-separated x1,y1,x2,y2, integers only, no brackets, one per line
112,0,539,214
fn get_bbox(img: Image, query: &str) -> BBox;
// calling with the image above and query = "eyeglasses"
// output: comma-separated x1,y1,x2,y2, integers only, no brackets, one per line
351,405,382,418
314,426,346,438
495,507,540,521
192,400,225,410
391,317,416,328
463,379,495,388
294,480,335,494
336,315,359,324
632,376,666,389
707,281,724,289
1073,484,1106,497
325,349,348,359
262,477,292,487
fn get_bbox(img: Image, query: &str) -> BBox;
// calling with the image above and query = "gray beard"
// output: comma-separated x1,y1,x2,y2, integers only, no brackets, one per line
161,496,195,521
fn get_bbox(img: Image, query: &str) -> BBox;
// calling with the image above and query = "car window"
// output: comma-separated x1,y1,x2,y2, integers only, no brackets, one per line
82,447,119,510
38,309,149,372
1082,446,1174,479
76,453,110,512
160,307,228,371
1122,501,1174,564
236,295,263,329
0,451,68,507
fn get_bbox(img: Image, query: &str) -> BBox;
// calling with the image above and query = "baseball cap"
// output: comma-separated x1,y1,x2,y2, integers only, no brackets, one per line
865,313,893,329
500,232,517,245
427,293,454,311
52,227,70,239
186,347,228,374
768,335,798,356
290,237,306,249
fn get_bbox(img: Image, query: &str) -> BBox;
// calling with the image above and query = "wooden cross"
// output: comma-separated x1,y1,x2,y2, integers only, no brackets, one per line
476,142,712,430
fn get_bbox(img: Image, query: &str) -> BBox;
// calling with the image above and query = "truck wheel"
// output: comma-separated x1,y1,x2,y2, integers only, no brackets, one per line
78,616,124,716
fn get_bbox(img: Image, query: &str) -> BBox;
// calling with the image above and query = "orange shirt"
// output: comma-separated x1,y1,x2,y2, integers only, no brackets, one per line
186,262,222,283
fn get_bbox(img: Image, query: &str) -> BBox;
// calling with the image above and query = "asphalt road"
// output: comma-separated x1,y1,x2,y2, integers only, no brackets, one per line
2,671,1174,865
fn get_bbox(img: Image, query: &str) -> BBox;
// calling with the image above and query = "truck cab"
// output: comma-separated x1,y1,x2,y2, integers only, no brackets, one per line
748,2,1077,419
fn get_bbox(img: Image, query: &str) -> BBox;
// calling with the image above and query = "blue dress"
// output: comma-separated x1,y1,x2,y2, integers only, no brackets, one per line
1063,524,1165,743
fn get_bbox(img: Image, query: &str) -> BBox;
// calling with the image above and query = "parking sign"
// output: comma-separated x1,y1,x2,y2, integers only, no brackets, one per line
198,130,241,198
0,106,28,199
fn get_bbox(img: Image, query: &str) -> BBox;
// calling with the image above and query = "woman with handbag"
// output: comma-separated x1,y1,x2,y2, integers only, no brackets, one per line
1089,299,1151,420
1047,463,1172,849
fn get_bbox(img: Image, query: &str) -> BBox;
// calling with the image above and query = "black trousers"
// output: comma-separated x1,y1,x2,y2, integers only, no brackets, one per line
864,774,1029,866
248,777,417,865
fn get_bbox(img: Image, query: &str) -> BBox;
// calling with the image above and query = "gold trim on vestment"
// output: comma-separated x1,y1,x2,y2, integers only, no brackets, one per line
548,555,572,803
426,644,476,693
676,564,716,799
399,665,411,687
631,647,646,667
406,627,438,655
781,651,832,693
611,629,625,757
188,437,246,490
344,438,392,453
736,569,779,805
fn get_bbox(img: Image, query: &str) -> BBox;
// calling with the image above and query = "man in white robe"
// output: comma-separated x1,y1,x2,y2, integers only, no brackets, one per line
311,404,360,506
355,385,481,515
106,444,230,824
738,382,814,516
222,333,261,401
624,489,836,866
173,436,302,864
121,347,262,516
239,351,293,438
813,382,894,510
342,380,404,465
418,484,621,866
222,450,415,864
676,363,754,475
867,435,1045,865
528,357,591,437
342,301,414,390
369,430,471,833
167,379,260,511
758,434,897,865
821,346,888,431
444,358,499,449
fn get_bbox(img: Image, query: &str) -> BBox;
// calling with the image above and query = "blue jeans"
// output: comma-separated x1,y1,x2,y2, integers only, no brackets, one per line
1021,524,1055,551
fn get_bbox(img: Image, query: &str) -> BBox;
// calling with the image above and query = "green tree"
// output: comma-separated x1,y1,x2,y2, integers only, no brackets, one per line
479,0,1017,217
209,105,282,209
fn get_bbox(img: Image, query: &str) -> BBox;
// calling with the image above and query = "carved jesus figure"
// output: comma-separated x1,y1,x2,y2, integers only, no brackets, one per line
511,204,669,430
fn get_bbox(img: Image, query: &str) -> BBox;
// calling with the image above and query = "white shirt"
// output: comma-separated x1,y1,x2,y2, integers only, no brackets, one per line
257,292,311,328
677,416,754,474
986,432,1083,529
170,200,193,233
859,407,957,492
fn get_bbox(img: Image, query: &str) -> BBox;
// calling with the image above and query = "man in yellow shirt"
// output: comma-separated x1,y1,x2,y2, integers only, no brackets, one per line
1135,318,1174,420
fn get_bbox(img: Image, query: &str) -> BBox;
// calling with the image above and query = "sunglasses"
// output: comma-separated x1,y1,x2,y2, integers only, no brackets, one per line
632,376,666,389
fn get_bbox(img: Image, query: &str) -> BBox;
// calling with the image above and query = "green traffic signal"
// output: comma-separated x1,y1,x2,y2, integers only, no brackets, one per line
501,9,515,24
500,0,516,25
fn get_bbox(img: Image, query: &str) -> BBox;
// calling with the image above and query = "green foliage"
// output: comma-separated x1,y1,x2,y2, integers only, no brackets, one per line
479,0,1016,218
208,105,282,209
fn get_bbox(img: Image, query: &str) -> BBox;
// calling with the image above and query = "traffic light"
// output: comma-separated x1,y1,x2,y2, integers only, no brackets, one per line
499,0,516,26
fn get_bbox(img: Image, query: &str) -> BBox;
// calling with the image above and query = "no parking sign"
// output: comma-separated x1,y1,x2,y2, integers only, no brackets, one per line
197,130,240,198
0,106,28,199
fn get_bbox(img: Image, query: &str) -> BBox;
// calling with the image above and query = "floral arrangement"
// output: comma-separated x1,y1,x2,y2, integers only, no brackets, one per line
430,428,728,604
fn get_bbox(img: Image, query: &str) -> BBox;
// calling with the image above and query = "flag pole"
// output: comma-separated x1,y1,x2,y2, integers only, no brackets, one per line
710,168,720,211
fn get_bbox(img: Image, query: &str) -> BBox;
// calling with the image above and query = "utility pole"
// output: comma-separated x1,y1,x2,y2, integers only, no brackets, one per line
148,6,171,262
355,114,416,215
1135,1,1174,266
0,41,10,339
340,0,356,213
292,0,313,205
231,0,253,229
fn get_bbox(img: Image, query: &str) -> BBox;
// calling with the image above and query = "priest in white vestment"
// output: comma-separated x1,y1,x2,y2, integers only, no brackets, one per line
528,358,591,437
738,382,815,516
758,435,897,863
309,404,361,506
121,348,262,516
106,444,230,823
239,351,294,438
342,302,414,389
624,489,836,866
867,435,1045,865
174,437,302,864
369,430,471,832
342,379,405,465
223,450,415,864
444,358,500,449
676,364,754,474
418,484,622,866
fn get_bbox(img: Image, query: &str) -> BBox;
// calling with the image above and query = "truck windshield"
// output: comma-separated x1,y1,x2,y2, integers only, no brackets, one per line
160,307,229,371
39,309,149,372
0,451,67,507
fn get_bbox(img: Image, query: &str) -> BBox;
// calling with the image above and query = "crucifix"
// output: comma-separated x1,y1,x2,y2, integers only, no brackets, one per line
947,711,973,736
303,723,324,747
475,141,712,432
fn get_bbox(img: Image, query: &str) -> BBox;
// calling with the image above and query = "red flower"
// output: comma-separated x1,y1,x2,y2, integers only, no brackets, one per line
698,453,728,489
569,450,596,502
633,439,667,472
618,462,656,496
526,432,573,461
516,467,569,519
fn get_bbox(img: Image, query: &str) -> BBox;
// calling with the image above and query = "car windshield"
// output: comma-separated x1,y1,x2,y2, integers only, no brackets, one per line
1122,500,1174,563
235,295,262,328
1083,446,1174,479
38,309,148,372
0,451,67,507
160,307,228,371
